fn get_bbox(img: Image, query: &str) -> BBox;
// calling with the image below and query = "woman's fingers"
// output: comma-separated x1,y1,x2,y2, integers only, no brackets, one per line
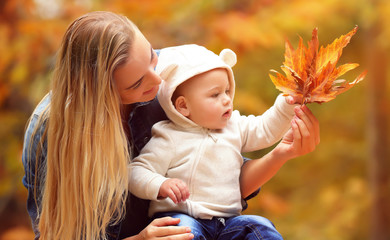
158,233,195,240
292,105,320,154
291,117,302,153
277,105,320,161
152,216,181,227
140,217,194,239
302,105,320,145
294,106,313,132
152,223,191,235
299,105,320,146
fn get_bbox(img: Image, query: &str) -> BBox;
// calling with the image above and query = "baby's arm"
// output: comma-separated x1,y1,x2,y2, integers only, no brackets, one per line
239,94,299,152
129,156,168,200
129,123,174,200
130,121,190,204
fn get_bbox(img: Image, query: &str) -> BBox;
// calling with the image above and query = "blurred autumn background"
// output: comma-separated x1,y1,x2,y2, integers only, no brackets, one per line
1,0,389,239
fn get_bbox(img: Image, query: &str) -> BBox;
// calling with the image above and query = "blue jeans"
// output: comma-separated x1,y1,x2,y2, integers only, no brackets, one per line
154,212,283,240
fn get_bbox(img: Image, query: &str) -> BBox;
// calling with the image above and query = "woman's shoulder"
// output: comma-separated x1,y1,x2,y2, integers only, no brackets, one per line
24,93,51,143
32,93,51,117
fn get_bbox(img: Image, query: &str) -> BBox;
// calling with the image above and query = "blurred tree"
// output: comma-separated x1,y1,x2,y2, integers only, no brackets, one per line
365,1,390,239
0,0,87,235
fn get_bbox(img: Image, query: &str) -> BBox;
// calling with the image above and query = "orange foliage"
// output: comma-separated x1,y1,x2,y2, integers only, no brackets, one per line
0,227,34,240
269,26,367,104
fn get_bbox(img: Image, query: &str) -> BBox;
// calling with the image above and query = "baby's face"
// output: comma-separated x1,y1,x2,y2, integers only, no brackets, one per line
179,68,233,130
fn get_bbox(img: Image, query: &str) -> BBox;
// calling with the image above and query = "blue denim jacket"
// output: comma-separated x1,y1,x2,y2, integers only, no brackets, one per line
22,95,49,240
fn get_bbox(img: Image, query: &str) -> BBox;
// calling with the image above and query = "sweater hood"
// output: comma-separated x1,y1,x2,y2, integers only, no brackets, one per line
156,44,237,128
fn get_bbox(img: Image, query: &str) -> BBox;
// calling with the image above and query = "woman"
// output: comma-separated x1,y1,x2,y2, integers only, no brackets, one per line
22,11,319,240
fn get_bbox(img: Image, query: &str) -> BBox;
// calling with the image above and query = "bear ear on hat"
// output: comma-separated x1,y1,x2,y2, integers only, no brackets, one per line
219,48,237,67
159,63,178,82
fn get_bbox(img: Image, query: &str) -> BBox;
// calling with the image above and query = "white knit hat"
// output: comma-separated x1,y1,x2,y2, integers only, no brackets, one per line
155,44,237,127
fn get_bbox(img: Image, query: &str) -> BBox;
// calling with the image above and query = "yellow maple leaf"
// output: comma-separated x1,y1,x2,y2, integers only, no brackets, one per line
269,26,367,104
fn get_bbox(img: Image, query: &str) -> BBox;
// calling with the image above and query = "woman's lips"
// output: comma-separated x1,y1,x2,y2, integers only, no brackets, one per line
143,85,158,95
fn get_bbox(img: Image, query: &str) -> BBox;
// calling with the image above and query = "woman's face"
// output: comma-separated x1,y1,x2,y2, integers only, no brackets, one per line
114,30,161,105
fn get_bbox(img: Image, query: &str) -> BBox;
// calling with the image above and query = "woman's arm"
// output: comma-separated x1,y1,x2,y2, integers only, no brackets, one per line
240,105,320,198
124,217,194,240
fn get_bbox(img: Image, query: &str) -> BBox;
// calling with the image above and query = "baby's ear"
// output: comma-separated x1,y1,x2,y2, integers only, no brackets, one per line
175,96,190,117
219,49,237,67
159,63,178,82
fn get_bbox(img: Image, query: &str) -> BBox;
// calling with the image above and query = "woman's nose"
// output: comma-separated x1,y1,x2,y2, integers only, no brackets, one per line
149,69,162,85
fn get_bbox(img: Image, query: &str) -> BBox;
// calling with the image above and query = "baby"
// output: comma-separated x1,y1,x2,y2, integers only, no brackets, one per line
130,44,298,239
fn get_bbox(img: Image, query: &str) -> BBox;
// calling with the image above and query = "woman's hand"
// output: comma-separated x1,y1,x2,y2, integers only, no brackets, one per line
274,105,320,160
126,217,194,240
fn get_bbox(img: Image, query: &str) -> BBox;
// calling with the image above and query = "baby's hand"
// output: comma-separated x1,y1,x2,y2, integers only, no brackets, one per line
158,178,190,204
285,95,303,105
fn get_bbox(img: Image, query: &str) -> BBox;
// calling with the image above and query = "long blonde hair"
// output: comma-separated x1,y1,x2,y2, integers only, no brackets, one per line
35,11,136,240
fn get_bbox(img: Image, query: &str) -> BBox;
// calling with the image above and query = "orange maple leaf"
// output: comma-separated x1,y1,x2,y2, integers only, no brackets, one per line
269,26,367,104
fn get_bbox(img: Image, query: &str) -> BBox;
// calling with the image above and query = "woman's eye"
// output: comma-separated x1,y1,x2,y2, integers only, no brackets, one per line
132,80,143,89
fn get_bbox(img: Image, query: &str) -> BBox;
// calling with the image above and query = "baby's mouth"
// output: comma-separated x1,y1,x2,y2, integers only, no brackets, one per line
223,109,232,118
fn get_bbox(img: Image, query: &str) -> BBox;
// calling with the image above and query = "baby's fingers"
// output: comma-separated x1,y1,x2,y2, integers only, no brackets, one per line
167,188,179,204
169,179,189,203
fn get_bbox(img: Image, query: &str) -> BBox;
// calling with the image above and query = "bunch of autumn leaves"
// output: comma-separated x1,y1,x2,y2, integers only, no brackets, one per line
270,26,367,105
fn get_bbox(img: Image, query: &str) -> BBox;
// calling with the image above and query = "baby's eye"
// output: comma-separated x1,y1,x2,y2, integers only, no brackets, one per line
211,93,219,98
225,89,230,95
